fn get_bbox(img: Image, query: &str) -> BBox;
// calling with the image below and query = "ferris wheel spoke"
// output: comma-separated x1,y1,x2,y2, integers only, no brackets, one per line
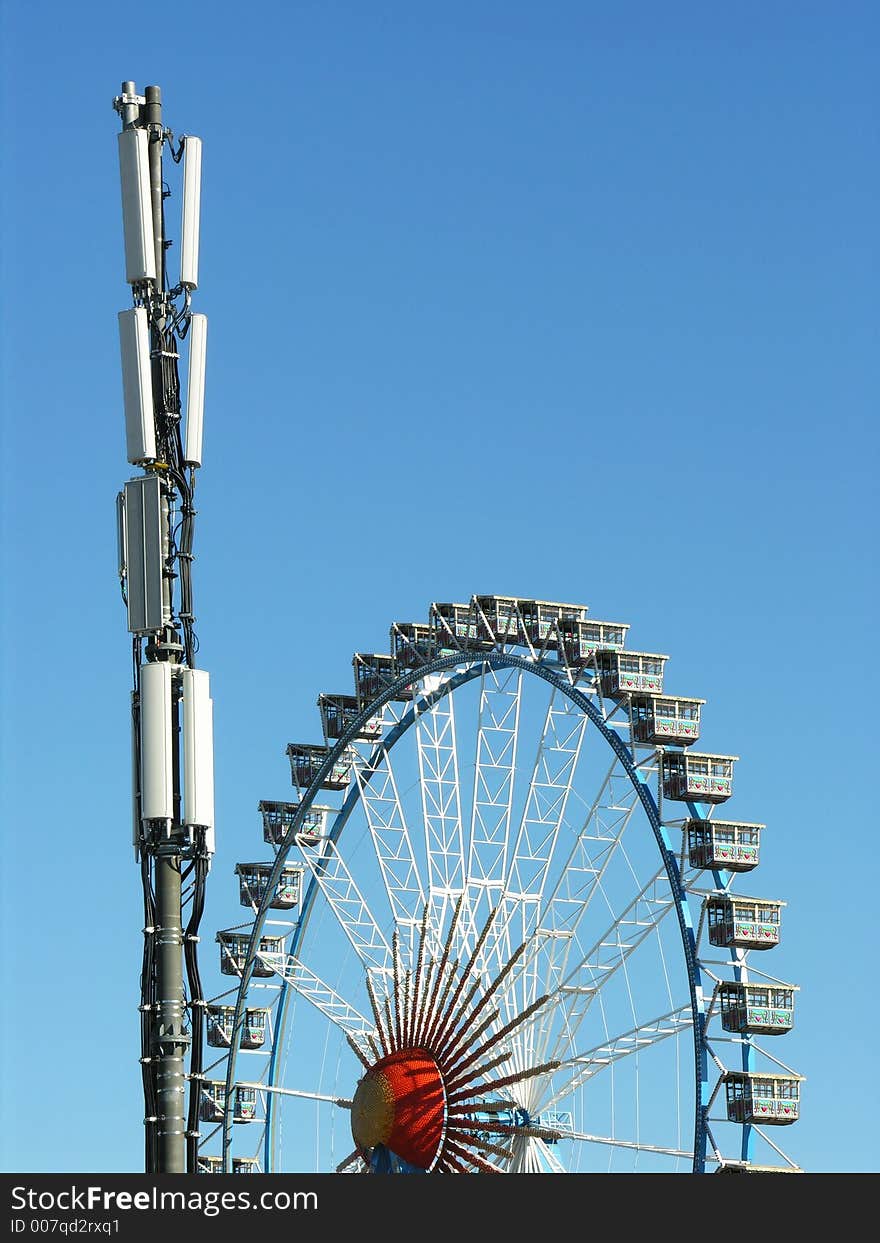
415,679,467,945
477,740,616,1044
237,1082,353,1108
559,861,675,993
505,691,588,906
522,864,677,1069
528,764,642,1006
471,687,587,1010
564,1132,693,1160
293,837,392,974
498,692,588,1032
517,785,646,1066
540,1004,693,1111
536,1139,566,1173
506,1135,566,1173
465,665,523,958
352,751,426,942
269,954,376,1060
444,765,672,1079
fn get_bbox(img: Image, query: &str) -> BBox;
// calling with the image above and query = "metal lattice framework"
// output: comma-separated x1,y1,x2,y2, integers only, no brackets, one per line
195,595,803,1175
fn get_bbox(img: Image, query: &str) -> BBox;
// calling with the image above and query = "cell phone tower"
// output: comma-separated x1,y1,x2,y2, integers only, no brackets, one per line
112,81,213,1174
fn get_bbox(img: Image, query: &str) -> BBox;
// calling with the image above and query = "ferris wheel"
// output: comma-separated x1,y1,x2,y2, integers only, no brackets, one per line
196,595,803,1175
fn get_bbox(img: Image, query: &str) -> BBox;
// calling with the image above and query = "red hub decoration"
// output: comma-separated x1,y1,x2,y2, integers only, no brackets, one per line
350,1048,446,1169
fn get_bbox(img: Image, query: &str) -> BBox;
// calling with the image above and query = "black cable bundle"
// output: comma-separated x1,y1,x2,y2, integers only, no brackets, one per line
184,851,209,1171
139,854,158,1173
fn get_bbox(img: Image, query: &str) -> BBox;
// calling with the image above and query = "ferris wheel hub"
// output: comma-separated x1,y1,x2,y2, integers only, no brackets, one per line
351,1049,445,1170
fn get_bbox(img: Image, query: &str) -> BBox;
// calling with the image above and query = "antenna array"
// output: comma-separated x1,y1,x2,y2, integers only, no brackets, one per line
113,80,214,1175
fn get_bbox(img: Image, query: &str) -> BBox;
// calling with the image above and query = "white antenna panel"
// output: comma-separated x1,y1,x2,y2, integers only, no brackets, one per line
181,667,215,847
131,692,142,856
179,136,202,289
184,314,207,466
118,308,156,464
118,128,157,283
140,661,173,821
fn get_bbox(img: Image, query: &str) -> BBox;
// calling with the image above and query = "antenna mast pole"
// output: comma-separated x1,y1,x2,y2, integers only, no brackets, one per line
112,80,213,1175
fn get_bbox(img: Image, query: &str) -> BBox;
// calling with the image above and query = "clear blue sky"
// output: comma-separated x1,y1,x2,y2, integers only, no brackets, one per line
0,1,876,1174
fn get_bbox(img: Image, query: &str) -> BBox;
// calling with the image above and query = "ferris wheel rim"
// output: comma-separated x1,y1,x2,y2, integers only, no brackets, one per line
219,648,709,1173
